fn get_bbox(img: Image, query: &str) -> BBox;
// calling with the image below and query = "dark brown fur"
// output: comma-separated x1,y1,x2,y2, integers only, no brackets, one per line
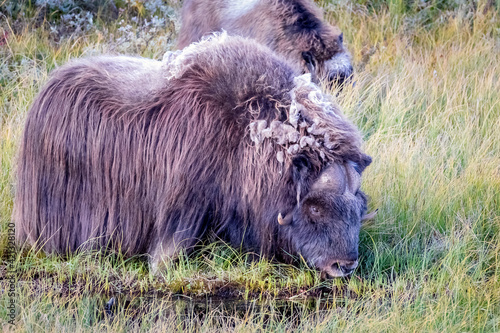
14,34,371,276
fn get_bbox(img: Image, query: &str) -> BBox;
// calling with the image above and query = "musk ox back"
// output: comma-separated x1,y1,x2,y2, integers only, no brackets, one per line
14,33,372,277
178,0,353,88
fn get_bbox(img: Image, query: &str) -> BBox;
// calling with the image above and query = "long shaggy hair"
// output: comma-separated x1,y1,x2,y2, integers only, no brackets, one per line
14,34,370,275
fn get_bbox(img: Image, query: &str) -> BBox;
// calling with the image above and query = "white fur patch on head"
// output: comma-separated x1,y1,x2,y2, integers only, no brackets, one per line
223,0,260,20
161,31,230,80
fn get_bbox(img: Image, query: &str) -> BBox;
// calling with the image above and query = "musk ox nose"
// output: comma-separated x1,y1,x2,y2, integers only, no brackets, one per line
333,259,358,275
320,258,358,278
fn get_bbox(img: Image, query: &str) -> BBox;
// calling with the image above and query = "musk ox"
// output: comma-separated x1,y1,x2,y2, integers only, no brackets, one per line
14,33,372,278
177,0,353,88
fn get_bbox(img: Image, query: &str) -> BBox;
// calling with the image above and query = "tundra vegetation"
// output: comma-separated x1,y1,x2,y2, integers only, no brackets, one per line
1,0,500,332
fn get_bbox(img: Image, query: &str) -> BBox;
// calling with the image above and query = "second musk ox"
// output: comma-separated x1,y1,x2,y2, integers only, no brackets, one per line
14,34,373,278
177,0,353,87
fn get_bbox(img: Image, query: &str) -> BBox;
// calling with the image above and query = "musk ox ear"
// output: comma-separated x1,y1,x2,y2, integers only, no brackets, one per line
302,51,318,83
292,154,311,182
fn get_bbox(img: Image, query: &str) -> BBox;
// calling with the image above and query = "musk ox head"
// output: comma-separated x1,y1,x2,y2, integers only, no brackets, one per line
177,0,353,89
300,29,353,89
286,1,353,88
244,69,372,277
278,158,371,277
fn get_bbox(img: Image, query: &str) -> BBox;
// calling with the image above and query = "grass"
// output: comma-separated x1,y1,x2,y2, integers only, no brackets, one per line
1,0,500,331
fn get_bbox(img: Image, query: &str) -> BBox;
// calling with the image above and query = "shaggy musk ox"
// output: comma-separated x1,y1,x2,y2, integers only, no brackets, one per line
14,34,373,278
178,0,353,87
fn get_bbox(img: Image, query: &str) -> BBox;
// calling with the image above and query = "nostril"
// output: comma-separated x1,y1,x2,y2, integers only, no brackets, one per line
337,260,358,275
339,265,354,275
339,32,343,44
330,260,358,276
323,260,358,277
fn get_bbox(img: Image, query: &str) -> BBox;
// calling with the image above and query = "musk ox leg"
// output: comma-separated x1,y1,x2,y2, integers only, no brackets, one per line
149,214,208,274
150,240,181,274
149,236,200,274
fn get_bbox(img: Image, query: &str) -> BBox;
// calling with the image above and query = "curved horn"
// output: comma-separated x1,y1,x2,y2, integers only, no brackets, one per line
361,209,378,221
278,212,293,226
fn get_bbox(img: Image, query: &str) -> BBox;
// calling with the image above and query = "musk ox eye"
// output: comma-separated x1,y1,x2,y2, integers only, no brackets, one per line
309,205,321,216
